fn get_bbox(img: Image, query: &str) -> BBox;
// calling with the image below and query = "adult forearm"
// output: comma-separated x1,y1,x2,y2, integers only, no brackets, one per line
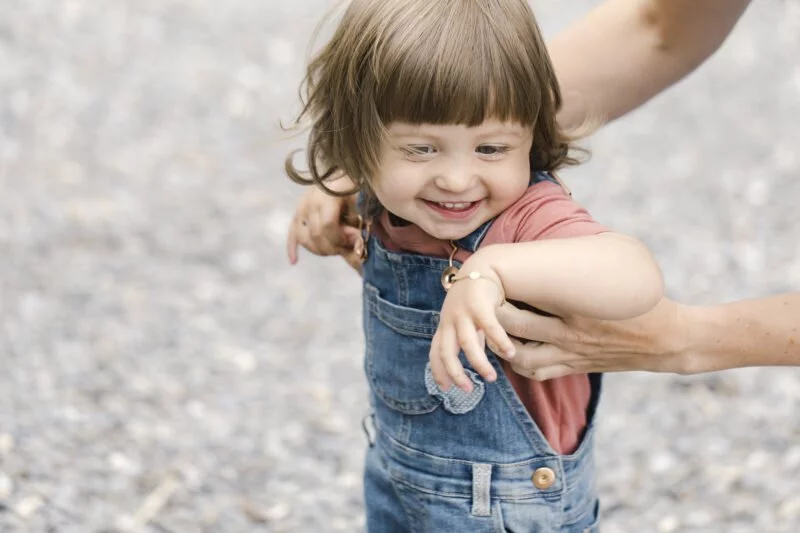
550,0,752,130
681,293,800,374
470,234,663,320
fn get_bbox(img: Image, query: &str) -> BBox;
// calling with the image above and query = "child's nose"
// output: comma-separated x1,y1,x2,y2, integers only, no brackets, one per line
433,166,477,193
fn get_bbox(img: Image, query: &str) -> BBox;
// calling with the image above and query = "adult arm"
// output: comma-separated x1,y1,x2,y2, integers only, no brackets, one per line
494,0,799,378
496,294,800,380
550,0,752,129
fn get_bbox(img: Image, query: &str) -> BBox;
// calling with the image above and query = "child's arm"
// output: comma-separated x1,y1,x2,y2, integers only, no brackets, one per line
429,232,663,392
470,233,663,320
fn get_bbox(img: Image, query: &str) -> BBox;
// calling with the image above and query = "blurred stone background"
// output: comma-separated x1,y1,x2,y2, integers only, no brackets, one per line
0,0,798,531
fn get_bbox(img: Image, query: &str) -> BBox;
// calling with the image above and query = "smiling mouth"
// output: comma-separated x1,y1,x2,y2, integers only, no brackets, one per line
423,199,483,219
433,201,476,211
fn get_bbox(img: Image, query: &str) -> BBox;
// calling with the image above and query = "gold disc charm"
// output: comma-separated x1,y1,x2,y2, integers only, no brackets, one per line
441,240,460,290
441,265,459,290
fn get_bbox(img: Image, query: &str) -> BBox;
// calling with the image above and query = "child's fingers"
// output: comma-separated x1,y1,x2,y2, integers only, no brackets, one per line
338,228,363,271
438,325,473,393
481,315,516,359
455,318,496,382
429,333,453,391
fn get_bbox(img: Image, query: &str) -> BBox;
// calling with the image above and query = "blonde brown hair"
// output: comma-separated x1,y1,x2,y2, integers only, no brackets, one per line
285,0,580,204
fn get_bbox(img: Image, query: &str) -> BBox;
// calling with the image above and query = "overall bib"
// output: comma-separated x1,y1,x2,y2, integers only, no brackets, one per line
361,172,601,532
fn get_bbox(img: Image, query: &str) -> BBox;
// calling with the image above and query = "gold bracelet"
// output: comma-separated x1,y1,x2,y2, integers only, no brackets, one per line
449,271,506,307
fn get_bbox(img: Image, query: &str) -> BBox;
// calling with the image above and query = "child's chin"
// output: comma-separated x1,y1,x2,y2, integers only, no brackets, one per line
426,225,477,242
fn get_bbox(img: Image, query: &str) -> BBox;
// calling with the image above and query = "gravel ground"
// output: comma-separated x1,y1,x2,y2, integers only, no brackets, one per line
1,1,799,532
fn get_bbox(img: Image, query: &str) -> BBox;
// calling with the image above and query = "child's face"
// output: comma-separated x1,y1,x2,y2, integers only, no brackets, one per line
373,120,533,240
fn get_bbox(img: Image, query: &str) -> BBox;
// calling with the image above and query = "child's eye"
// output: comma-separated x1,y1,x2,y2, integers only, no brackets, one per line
402,145,436,156
401,145,437,159
476,145,509,156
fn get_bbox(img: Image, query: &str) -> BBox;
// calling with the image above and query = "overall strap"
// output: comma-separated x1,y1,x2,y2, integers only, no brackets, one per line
453,171,568,253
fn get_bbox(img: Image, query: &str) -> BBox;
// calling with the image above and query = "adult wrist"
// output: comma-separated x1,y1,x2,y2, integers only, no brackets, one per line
674,304,731,375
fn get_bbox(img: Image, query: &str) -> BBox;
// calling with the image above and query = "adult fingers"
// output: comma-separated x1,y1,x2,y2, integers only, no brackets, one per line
336,226,363,272
307,208,338,256
509,360,578,381
528,364,578,381
495,303,567,345
341,194,360,227
286,217,310,264
510,338,570,368
318,195,348,246
286,219,299,264
507,341,586,380
341,225,361,248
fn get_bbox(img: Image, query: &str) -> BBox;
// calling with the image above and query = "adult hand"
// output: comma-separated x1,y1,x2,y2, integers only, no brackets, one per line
494,298,691,380
286,181,361,270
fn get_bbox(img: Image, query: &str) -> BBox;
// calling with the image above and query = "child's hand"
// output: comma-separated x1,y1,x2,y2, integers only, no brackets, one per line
429,265,516,393
286,182,360,267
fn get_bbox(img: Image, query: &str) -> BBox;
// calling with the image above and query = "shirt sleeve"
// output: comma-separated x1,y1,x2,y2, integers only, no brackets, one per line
485,181,608,245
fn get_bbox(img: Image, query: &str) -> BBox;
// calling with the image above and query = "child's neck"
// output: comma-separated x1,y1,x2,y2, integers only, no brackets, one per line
387,211,412,228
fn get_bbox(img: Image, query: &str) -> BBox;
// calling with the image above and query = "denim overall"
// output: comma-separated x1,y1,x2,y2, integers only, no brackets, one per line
360,172,601,532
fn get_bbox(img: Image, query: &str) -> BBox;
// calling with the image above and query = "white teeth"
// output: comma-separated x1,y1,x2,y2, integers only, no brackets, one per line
438,202,472,209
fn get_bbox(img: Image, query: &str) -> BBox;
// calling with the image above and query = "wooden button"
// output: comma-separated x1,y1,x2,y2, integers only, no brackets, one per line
531,467,556,489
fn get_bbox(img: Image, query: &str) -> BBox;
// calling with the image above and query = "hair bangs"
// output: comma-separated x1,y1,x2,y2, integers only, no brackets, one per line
286,0,581,204
373,1,542,127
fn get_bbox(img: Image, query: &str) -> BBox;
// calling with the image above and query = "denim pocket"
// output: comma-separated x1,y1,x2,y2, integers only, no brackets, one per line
364,283,441,414
496,499,556,533
391,481,507,533
498,498,598,533
567,499,600,533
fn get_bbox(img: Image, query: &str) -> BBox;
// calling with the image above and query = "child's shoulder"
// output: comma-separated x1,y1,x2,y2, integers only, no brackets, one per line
516,175,570,206
495,177,573,227
486,177,606,244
